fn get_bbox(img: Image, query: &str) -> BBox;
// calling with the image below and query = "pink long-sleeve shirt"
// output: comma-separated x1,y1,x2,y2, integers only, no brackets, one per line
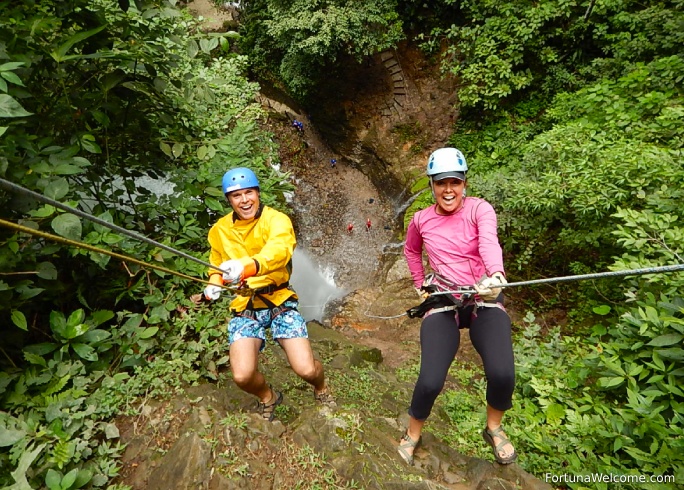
404,197,505,289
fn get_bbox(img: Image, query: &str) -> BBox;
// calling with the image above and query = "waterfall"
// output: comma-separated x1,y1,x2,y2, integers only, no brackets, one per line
290,248,344,321
393,188,428,218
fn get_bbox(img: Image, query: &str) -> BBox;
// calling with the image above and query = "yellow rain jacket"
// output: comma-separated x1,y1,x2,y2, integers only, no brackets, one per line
207,205,297,312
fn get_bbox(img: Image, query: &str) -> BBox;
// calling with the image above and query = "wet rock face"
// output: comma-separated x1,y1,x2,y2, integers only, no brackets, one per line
305,44,459,191
266,43,461,298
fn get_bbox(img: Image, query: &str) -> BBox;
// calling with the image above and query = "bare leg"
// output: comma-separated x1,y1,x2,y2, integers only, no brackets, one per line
229,338,273,403
486,404,515,460
278,338,326,393
398,416,425,460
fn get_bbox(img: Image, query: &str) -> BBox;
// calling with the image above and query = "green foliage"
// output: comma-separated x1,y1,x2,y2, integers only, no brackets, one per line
548,55,684,148
473,53,684,275
0,1,293,488
422,0,590,110
424,1,684,111
439,314,683,487
240,0,404,96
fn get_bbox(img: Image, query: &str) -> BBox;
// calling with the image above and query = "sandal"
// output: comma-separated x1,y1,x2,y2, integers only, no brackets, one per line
255,388,283,422
314,388,337,408
397,431,421,465
482,426,517,464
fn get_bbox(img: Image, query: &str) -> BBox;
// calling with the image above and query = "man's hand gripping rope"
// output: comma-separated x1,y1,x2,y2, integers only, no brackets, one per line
203,259,258,301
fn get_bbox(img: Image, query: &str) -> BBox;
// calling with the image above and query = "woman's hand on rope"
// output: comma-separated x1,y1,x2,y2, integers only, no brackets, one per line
474,272,507,301
415,286,430,300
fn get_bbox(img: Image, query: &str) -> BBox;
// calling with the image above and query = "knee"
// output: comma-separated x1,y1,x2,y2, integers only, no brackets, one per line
231,368,257,389
488,369,515,392
416,377,444,400
293,362,319,382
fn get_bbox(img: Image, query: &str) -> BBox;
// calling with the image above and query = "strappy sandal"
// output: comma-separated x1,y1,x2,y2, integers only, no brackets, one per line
482,425,517,464
255,388,283,422
397,431,421,465
314,388,337,408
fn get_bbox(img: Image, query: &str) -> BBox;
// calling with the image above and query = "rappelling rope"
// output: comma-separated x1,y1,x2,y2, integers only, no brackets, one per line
0,218,241,293
364,263,684,320
0,177,226,276
363,310,409,320
430,263,684,296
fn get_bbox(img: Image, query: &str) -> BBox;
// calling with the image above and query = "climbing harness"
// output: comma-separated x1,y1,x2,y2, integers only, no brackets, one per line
406,273,502,319
364,273,493,320
235,282,295,320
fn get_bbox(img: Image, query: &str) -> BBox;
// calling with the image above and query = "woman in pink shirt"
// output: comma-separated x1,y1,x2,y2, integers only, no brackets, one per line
397,148,517,466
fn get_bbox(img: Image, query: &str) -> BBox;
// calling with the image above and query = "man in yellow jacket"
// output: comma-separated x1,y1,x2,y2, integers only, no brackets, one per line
203,167,334,421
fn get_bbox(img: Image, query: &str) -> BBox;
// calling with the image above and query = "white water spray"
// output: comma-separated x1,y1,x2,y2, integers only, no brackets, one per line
290,248,344,321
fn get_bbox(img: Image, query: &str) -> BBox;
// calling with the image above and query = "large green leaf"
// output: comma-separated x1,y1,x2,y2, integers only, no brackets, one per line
72,343,97,361
11,310,27,331
648,333,683,347
44,178,69,200
0,94,32,117
79,329,111,343
45,469,61,490
36,262,58,280
50,25,108,62
51,214,82,240
0,428,26,447
10,443,46,489
139,326,159,339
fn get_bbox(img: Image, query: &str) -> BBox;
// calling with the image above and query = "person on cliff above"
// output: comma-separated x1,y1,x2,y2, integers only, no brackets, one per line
366,218,372,232
203,167,335,421
330,158,337,168
347,222,354,234
397,147,517,465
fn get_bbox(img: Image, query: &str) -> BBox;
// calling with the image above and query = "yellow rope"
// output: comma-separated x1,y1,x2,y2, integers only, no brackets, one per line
0,218,244,294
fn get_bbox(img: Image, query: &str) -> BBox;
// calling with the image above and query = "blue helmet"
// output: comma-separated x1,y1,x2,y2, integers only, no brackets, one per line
222,167,260,195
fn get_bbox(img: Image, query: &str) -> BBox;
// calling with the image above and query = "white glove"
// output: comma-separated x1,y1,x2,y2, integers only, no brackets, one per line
474,272,507,301
204,284,222,301
220,259,244,284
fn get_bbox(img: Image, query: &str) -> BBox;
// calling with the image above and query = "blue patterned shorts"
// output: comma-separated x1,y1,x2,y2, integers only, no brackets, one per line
228,300,308,350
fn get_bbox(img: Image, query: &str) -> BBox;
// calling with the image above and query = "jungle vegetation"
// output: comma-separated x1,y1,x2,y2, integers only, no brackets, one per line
1,0,682,488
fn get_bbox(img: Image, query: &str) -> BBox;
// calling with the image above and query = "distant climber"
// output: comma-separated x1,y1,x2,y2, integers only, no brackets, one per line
292,119,304,132
347,223,354,234
330,158,337,168
366,218,372,232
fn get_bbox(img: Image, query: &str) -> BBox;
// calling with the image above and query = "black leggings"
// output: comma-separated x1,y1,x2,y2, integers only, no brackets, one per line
408,302,515,421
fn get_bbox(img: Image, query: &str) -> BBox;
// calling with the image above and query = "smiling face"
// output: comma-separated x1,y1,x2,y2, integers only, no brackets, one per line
432,177,466,215
227,187,260,220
